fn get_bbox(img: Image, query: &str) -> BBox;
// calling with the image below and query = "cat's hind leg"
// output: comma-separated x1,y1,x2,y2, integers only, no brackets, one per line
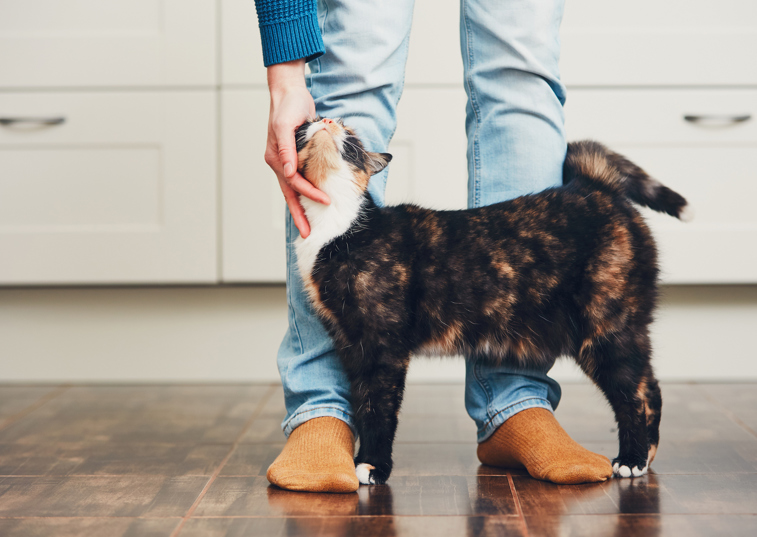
578,333,654,478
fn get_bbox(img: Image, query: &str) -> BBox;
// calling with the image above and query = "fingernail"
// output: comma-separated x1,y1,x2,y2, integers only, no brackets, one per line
284,163,294,177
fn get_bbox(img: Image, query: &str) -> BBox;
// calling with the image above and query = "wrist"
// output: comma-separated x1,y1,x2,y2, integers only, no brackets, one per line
267,59,307,96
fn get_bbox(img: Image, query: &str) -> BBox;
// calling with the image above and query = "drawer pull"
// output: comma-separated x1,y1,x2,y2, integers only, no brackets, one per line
683,114,751,125
0,116,66,126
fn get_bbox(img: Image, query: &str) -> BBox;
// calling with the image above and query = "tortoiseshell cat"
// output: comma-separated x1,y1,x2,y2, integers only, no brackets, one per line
294,117,689,485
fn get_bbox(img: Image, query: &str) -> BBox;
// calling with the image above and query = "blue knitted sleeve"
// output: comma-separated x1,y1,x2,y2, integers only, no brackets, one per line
254,0,325,67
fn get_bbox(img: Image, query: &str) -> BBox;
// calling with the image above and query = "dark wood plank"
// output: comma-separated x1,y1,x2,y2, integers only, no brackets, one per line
0,518,180,537
194,476,515,517
0,476,208,516
392,444,506,477
701,384,757,436
0,386,269,445
656,474,757,514
0,442,230,476
649,440,757,474
180,516,525,537
240,416,285,443
515,473,757,516
0,386,61,421
219,444,279,476
217,443,509,478
525,514,757,537
656,385,756,443
394,415,477,443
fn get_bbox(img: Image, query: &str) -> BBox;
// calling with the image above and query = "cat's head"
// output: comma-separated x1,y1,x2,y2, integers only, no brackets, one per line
295,117,392,194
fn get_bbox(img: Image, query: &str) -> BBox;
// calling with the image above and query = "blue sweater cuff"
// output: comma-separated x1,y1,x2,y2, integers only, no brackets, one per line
259,12,325,67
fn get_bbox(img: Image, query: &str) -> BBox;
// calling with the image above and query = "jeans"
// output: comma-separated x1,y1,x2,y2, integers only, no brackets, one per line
277,0,566,443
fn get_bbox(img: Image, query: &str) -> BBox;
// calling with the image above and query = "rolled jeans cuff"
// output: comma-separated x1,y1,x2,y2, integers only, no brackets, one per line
477,396,554,443
282,405,356,439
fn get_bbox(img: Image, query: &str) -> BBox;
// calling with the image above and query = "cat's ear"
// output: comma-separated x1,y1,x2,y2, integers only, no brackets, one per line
366,152,393,175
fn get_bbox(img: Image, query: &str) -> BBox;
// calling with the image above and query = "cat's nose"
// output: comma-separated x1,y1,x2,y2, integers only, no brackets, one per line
322,118,334,124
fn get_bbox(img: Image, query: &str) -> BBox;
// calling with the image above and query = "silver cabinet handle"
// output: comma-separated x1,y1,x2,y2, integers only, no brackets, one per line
684,114,751,124
0,116,66,126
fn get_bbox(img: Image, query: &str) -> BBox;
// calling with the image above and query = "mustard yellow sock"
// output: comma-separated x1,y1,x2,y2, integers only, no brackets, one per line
477,407,613,485
266,417,359,493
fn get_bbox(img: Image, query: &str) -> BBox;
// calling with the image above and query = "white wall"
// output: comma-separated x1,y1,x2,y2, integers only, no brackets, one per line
2,285,756,383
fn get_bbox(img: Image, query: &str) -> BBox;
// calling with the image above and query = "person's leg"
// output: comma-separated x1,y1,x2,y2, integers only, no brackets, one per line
267,0,415,493
459,0,612,484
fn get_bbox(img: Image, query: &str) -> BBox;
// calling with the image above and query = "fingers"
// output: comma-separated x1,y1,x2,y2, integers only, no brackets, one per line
277,128,298,180
288,172,331,205
279,178,311,238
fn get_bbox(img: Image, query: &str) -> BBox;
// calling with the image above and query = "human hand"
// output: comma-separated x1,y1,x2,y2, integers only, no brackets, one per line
264,59,330,238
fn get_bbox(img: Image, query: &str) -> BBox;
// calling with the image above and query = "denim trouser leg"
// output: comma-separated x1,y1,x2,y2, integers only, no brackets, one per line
277,0,415,437
460,0,567,442
278,0,567,443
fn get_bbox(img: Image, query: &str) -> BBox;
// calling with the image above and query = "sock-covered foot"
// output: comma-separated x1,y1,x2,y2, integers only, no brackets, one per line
477,408,612,484
266,417,359,493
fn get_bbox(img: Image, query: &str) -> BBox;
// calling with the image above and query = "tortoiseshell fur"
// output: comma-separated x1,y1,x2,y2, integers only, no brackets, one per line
294,118,688,485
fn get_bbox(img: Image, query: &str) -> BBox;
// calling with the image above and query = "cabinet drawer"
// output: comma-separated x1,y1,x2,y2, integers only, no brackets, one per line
0,92,217,284
565,89,757,283
561,0,757,86
0,0,216,88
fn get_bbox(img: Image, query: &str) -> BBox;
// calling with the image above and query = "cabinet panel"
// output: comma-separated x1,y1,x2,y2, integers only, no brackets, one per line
0,92,217,284
0,0,216,88
561,0,757,86
220,89,284,282
566,89,757,283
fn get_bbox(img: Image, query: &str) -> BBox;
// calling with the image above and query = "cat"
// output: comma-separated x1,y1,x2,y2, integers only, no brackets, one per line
293,116,689,485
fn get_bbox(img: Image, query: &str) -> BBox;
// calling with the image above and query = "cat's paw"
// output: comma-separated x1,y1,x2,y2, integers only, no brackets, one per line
612,456,648,478
354,462,390,485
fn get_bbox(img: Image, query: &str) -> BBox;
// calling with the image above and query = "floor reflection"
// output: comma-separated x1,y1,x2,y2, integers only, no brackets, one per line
264,471,662,536
266,483,396,537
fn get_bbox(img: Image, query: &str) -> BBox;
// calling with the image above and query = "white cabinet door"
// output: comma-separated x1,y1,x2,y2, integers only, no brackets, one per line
0,0,216,88
220,87,468,282
561,0,757,86
220,89,284,282
0,92,217,284
221,0,267,86
565,89,757,284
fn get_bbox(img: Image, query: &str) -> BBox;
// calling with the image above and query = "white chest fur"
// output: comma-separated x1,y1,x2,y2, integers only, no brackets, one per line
294,163,365,283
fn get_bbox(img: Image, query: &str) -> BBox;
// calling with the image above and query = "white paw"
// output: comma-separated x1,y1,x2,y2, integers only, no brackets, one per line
355,463,375,485
617,465,632,478
614,464,647,478
631,465,648,477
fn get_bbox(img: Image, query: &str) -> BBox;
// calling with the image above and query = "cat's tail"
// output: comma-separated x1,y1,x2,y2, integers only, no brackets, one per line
563,140,690,220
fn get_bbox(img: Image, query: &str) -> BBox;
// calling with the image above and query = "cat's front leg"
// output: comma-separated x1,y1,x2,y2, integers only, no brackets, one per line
345,351,410,485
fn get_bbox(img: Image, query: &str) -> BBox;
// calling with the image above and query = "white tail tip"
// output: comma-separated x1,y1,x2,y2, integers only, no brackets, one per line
679,205,695,223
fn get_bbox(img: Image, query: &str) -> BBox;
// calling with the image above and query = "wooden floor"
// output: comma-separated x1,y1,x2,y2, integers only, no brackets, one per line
0,382,756,536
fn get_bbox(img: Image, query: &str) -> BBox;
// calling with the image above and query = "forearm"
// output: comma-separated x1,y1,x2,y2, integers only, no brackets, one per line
267,59,307,96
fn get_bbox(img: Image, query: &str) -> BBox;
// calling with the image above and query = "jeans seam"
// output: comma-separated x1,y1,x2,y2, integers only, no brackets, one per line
482,396,552,431
285,216,305,357
462,0,482,209
473,360,495,420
